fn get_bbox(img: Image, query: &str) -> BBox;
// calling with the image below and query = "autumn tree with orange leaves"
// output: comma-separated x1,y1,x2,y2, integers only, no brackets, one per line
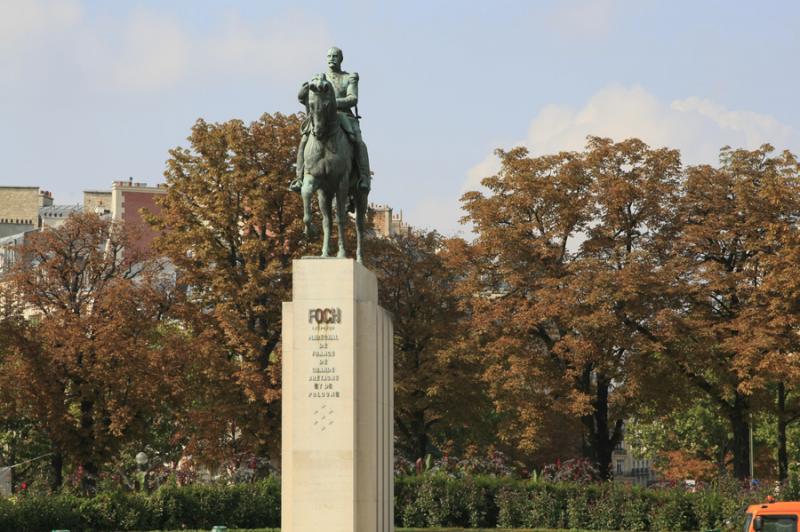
636,145,800,480
460,138,800,480
150,113,307,467
367,231,491,461
458,137,682,478
0,213,182,491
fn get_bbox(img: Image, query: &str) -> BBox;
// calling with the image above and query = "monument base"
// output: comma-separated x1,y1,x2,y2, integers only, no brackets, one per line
282,258,394,532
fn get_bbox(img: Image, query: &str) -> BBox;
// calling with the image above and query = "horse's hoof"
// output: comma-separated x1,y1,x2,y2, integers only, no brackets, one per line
356,254,363,264
337,250,346,259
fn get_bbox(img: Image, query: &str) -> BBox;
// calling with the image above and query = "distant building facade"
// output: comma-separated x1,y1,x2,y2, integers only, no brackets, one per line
0,180,166,270
370,203,411,237
0,229,36,273
612,436,658,486
83,190,112,215
40,205,82,229
3,183,412,265
0,187,53,238
110,180,167,254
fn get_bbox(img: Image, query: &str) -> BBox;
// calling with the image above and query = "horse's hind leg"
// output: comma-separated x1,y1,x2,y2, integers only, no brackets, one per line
335,184,348,258
318,189,332,257
301,177,314,238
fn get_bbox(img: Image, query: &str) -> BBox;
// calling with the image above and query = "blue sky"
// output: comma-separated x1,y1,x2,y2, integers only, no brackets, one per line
1,0,799,235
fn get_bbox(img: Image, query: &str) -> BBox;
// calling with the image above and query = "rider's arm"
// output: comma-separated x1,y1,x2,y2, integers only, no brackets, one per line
336,72,359,110
297,82,309,105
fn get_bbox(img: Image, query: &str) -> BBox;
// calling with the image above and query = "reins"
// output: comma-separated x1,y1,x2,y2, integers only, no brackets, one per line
309,88,341,154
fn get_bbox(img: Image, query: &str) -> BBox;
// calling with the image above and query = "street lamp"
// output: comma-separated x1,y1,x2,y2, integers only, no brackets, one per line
135,452,149,471
135,451,149,492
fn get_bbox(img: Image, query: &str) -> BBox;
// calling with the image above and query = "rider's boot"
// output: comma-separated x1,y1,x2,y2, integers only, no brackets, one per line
289,136,307,193
289,169,303,193
357,142,371,191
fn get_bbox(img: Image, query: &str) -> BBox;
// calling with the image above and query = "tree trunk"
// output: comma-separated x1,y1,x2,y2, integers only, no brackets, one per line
594,375,613,479
580,371,623,480
79,398,97,493
81,461,98,493
49,452,63,492
729,392,751,480
413,410,428,460
778,382,789,481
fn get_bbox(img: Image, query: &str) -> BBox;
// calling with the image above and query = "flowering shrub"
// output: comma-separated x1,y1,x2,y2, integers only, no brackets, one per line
395,450,517,478
394,455,415,476
453,450,516,477
541,458,601,482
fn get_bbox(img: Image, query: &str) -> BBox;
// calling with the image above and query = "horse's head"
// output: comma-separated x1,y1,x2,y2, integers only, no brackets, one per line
307,73,337,139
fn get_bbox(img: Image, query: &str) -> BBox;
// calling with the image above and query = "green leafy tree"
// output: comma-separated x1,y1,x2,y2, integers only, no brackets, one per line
626,401,732,479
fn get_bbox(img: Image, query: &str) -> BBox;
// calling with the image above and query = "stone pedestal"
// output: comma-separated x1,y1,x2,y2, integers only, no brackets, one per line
282,258,394,532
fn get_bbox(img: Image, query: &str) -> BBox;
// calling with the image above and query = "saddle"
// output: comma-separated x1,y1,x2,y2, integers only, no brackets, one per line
302,116,362,201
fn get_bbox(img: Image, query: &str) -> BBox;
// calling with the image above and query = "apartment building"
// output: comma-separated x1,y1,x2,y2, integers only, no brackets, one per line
0,186,54,238
0,180,166,271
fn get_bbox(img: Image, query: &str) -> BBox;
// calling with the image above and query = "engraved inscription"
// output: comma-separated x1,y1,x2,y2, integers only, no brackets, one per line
308,307,342,324
307,309,342,426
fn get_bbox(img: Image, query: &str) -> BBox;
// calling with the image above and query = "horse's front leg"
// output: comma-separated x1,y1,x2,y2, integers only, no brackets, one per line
355,191,367,263
318,189,333,257
335,182,348,258
301,177,314,238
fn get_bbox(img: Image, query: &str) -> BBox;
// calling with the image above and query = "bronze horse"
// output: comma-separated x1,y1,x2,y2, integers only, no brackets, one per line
301,74,369,263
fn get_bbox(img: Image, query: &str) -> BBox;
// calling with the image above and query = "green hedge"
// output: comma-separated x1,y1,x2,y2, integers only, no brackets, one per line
0,475,770,531
0,478,280,532
395,475,768,531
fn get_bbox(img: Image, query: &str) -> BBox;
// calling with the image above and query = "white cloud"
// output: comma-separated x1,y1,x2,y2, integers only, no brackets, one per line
671,96,796,150
465,84,800,192
463,150,503,195
104,8,331,91
529,85,798,162
0,4,331,91
0,0,81,52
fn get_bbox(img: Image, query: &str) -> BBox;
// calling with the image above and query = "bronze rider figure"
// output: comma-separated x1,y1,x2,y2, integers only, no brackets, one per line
290,46,372,194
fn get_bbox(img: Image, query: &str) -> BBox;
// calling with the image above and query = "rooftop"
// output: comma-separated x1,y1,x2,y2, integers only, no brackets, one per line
0,228,37,246
40,205,82,218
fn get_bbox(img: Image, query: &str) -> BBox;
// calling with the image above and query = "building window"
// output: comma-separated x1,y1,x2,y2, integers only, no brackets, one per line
616,460,624,475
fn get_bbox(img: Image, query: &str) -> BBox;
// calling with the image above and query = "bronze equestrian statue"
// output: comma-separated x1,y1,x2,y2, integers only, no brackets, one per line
292,47,371,263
